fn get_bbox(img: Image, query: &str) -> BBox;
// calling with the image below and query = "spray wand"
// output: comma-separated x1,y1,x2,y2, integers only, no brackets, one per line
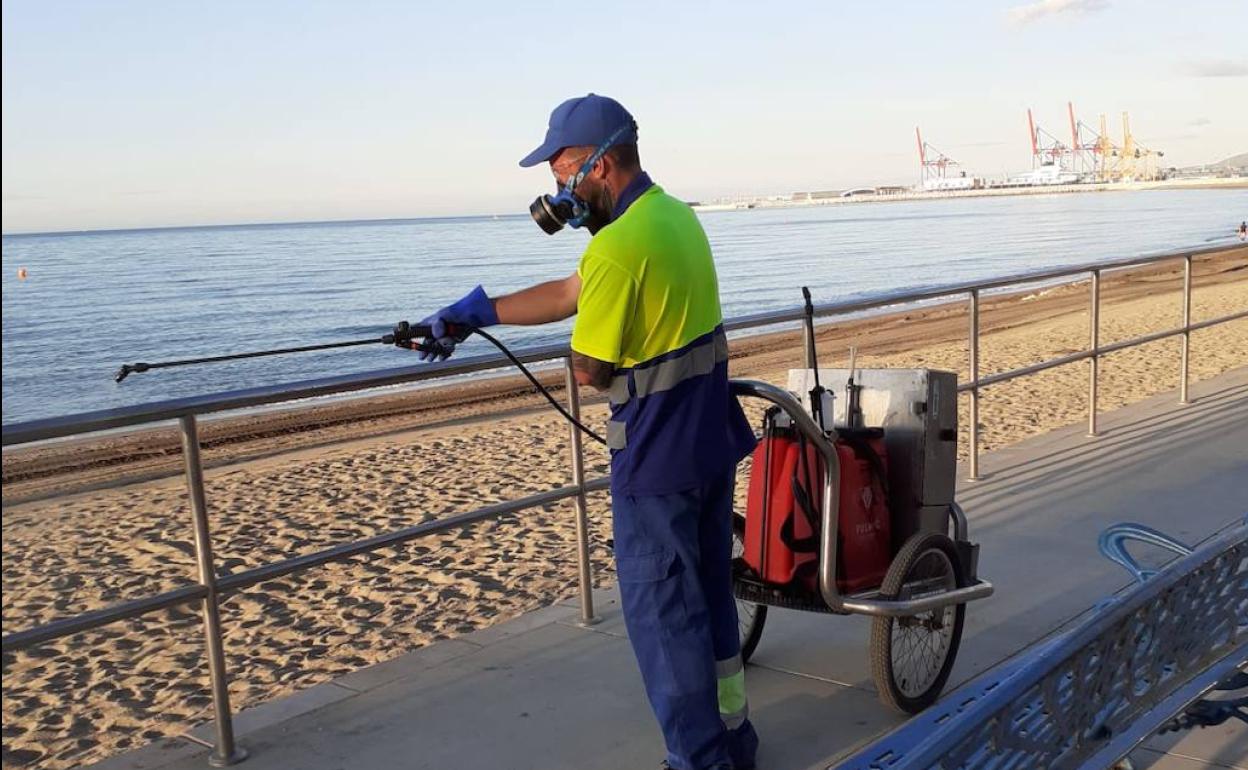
114,321,607,445
846,346,862,429
113,320,441,383
801,287,828,432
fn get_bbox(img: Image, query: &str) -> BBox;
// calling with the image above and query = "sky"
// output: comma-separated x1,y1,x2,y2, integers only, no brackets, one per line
3,0,1246,233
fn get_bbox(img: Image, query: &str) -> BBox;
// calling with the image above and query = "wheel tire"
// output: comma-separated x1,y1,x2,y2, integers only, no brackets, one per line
870,531,966,714
732,514,767,663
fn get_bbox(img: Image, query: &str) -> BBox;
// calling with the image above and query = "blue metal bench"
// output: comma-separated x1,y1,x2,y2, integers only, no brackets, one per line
831,516,1248,769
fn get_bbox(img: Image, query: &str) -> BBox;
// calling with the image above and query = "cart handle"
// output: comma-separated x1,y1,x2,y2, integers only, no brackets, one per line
729,379,844,611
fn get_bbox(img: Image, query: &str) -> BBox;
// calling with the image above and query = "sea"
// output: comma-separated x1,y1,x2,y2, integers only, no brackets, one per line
2,188,1244,426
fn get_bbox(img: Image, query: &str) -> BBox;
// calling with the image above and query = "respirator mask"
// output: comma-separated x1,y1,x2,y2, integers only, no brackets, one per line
529,121,636,235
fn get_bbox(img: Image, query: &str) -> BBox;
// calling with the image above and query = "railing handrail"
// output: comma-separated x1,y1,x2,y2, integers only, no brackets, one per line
3,240,1239,448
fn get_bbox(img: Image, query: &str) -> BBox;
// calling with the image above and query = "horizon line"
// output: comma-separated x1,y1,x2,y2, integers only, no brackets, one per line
0,211,533,238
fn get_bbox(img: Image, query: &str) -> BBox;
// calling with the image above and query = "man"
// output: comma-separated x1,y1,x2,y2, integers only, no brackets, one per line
418,94,759,770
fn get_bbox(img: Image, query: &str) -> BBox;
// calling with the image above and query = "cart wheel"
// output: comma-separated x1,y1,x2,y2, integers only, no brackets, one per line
732,514,767,663
870,531,966,714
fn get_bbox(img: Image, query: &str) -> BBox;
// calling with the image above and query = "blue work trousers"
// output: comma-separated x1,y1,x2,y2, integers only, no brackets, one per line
612,470,759,770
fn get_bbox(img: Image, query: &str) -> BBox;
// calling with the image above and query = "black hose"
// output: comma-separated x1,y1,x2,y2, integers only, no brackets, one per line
469,328,607,446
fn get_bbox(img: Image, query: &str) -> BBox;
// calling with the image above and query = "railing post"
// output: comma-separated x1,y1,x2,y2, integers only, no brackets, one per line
1088,270,1101,437
564,358,599,626
967,289,981,481
179,415,247,766
1180,254,1192,405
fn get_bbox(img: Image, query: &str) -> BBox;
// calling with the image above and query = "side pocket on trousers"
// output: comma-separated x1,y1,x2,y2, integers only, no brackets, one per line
615,549,679,583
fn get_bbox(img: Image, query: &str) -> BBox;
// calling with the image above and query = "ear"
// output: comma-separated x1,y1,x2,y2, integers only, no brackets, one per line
591,151,612,180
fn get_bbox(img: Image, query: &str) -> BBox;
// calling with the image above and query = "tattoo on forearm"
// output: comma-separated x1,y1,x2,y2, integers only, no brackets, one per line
572,352,615,391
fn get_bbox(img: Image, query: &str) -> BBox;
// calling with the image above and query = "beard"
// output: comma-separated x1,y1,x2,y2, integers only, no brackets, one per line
579,182,617,235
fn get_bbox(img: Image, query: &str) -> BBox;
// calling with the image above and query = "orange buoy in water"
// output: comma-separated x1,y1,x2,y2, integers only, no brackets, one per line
17,267,28,280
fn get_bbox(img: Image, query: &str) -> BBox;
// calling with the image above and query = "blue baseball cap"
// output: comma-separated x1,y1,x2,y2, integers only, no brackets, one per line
518,93,638,168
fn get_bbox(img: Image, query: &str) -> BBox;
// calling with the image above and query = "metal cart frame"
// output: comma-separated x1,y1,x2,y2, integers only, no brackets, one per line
729,378,994,712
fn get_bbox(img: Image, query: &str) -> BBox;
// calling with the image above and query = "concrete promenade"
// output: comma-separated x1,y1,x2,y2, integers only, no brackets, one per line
93,368,1248,770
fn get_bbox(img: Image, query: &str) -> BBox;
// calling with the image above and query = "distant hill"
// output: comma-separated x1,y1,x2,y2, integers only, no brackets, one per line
1211,152,1248,169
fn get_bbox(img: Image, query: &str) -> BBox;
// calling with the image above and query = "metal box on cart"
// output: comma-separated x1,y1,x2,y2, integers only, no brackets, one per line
787,368,959,545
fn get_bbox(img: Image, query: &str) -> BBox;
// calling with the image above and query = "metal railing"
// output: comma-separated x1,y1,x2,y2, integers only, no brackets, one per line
2,242,1245,765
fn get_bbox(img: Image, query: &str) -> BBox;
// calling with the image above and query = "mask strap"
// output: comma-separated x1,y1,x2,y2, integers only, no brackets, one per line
566,121,637,193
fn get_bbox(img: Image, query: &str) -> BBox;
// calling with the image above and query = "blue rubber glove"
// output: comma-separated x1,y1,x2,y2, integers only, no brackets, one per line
418,285,499,361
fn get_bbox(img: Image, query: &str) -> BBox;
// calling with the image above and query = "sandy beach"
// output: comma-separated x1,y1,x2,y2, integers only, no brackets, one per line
2,246,1246,769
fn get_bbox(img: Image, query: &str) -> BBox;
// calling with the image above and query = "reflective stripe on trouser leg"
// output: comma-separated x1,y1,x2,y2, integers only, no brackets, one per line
613,482,734,770
701,471,758,767
717,655,748,729
708,469,743,728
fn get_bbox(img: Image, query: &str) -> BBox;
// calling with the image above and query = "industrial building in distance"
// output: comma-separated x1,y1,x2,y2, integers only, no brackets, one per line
694,104,1246,211
918,103,1164,190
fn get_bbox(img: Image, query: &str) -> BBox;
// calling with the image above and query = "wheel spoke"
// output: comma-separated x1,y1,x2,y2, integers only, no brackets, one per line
888,546,959,700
